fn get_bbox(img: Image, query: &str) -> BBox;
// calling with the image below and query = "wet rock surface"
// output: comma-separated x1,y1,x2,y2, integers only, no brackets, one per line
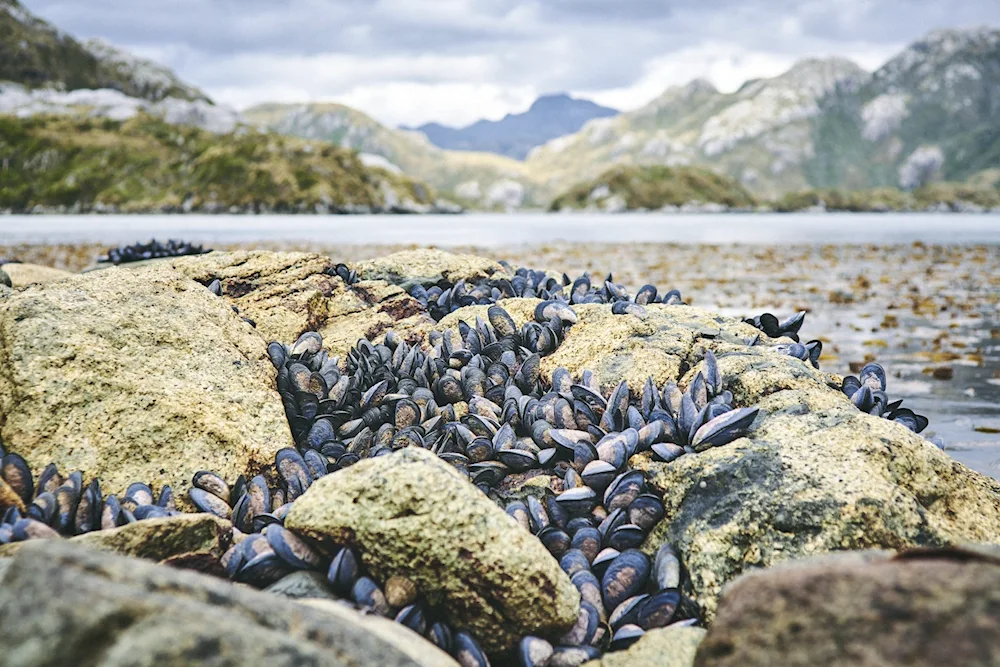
0,266,293,505
695,548,1000,667
0,540,458,667
286,446,581,653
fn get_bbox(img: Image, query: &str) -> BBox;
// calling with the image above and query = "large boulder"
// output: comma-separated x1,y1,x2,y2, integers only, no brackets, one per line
0,540,457,667
355,248,506,290
695,548,1000,666
0,513,233,574
635,342,1000,619
0,266,293,507
142,250,433,356
1,263,73,287
286,446,580,653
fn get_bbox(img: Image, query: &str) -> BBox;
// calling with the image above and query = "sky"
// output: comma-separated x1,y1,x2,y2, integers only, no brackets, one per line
21,0,1000,128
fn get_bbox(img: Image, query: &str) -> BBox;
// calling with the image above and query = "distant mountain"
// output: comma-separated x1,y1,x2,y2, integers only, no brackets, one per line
0,0,208,102
525,58,871,198
245,102,543,208
406,93,619,160
526,27,1000,198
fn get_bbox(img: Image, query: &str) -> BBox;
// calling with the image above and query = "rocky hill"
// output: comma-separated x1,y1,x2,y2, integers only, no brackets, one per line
0,0,207,102
526,27,1000,199
0,114,446,214
244,102,542,209
406,93,618,160
549,165,757,212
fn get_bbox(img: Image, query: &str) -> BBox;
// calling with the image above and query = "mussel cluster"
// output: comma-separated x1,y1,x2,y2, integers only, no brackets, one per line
744,310,822,368
410,264,683,322
226,299,761,664
0,447,178,545
842,362,929,433
97,239,210,265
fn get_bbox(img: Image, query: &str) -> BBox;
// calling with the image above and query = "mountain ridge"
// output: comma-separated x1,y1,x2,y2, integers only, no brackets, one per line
405,93,618,160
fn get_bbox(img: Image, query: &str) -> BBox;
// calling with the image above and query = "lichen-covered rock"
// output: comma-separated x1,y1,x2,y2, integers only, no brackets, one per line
0,513,233,573
286,447,580,653
640,345,1000,620
146,250,433,356
355,248,506,291
0,540,457,667
585,625,706,667
695,548,1000,667
2,262,73,287
0,266,293,507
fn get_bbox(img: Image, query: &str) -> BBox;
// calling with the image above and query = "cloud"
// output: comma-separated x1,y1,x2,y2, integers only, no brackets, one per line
19,0,1000,127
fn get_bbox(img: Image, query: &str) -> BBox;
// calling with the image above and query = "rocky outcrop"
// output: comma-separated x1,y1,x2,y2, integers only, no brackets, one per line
638,341,1000,619
286,447,580,653
695,548,1000,666
355,248,507,291
0,266,293,507
437,294,1000,620
0,513,233,573
1,262,73,287
0,539,458,667
145,251,433,356
586,625,706,667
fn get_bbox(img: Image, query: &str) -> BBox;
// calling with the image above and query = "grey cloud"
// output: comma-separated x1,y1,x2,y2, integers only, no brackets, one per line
18,0,1000,124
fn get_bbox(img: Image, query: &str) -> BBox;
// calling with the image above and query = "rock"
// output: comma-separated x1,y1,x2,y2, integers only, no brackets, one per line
265,571,338,600
585,625,706,667
142,250,433,356
695,548,1000,667
0,539,457,667
640,343,1000,620
0,266,293,507
355,248,506,291
1,262,73,287
286,447,580,653
0,267,10,288
0,513,233,573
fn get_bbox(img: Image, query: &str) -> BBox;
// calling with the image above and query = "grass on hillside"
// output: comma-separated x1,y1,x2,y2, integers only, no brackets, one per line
0,113,435,213
549,165,758,211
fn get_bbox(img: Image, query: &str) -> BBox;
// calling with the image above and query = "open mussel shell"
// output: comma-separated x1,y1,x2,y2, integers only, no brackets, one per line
609,624,645,652
609,593,650,631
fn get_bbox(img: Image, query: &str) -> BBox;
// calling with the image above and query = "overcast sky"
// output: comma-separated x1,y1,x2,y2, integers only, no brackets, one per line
22,0,1000,128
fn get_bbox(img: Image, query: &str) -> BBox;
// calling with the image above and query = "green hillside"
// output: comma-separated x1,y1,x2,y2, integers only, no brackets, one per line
549,165,757,211
0,114,436,213
0,0,207,101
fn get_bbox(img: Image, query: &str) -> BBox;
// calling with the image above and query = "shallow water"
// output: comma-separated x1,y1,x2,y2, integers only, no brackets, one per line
2,212,1000,246
1,214,998,480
